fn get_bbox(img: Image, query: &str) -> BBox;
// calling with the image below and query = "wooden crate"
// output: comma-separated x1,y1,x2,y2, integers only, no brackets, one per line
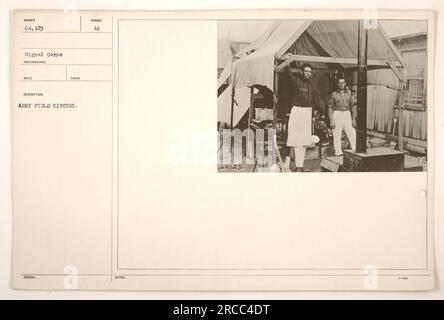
343,147,404,172
320,156,343,172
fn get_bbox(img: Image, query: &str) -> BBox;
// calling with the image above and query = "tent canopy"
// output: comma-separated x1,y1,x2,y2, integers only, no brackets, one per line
230,20,405,90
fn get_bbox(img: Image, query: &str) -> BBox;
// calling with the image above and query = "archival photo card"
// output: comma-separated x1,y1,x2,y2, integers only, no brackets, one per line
10,10,435,291
217,19,428,173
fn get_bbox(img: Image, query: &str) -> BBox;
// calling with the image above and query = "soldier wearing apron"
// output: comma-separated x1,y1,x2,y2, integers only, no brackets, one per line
286,63,325,172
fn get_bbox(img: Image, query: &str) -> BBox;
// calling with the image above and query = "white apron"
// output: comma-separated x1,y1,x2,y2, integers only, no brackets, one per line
287,106,312,147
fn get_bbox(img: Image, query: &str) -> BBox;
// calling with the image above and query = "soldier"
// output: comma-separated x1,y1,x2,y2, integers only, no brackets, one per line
286,63,325,172
327,77,357,156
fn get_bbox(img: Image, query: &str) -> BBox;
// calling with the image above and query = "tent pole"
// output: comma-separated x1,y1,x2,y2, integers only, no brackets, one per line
396,65,405,151
248,87,254,128
230,86,235,129
356,20,368,153
273,69,278,130
398,103,404,152
398,82,405,152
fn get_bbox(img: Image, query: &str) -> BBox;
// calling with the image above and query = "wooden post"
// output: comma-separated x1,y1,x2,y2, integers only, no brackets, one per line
230,86,235,129
356,20,368,153
248,87,254,128
399,103,405,152
248,87,255,161
273,70,278,130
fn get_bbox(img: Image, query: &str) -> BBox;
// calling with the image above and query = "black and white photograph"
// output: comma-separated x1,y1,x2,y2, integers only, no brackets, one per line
217,19,428,172
2,5,440,296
